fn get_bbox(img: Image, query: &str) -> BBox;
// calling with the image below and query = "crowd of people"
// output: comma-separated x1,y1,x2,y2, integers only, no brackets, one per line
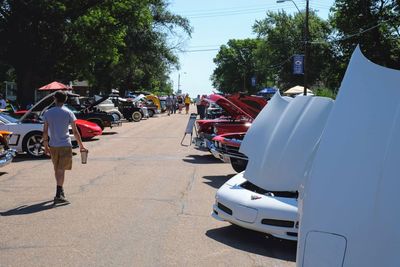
165,94,209,119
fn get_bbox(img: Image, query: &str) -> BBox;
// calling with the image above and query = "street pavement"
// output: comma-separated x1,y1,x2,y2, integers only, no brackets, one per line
0,107,296,267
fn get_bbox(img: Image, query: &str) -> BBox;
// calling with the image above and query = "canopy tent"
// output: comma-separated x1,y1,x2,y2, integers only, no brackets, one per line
38,81,71,91
284,85,313,95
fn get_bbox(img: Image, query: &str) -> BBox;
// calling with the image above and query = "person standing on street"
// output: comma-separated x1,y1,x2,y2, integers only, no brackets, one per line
166,95,172,116
43,91,87,204
195,94,201,115
184,94,191,114
199,95,208,119
172,95,177,114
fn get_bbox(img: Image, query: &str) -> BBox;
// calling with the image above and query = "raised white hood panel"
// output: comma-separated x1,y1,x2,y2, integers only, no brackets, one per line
297,47,400,267
240,94,333,192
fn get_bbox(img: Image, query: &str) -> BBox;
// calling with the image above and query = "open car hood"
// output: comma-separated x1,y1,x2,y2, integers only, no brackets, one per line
226,93,267,119
240,92,334,192
298,47,400,267
91,95,111,108
131,94,146,103
20,91,80,121
208,94,253,120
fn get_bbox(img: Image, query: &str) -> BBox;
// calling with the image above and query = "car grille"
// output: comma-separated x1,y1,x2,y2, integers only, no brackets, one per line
217,202,232,215
240,181,298,198
261,219,295,228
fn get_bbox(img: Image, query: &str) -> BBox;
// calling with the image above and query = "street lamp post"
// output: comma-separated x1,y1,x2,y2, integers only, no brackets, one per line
277,0,310,96
177,72,186,94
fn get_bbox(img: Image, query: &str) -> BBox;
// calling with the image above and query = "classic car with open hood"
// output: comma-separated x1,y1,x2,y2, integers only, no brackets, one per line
296,47,400,267
212,93,333,241
193,94,259,149
65,94,121,130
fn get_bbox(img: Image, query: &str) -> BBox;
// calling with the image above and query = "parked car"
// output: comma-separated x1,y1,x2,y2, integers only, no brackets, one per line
0,112,76,157
63,93,121,130
194,94,266,150
130,94,157,117
0,130,16,167
92,96,124,121
210,132,247,172
74,119,102,140
212,94,333,241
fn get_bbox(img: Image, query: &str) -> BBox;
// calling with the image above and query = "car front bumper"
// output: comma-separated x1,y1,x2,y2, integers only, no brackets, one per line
211,172,299,241
0,149,16,167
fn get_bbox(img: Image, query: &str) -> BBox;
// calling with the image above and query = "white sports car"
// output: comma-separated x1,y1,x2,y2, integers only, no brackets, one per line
212,93,334,241
0,112,76,158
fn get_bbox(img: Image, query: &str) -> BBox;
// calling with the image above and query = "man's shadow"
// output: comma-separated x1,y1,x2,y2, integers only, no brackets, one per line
0,200,68,216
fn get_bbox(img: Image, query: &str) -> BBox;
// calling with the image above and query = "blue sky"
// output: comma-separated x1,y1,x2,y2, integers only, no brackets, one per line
168,0,335,97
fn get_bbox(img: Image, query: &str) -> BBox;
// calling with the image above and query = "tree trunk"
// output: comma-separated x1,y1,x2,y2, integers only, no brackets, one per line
15,67,36,109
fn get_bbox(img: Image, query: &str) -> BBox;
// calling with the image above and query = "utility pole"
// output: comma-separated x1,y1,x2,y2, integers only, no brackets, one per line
303,0,309,95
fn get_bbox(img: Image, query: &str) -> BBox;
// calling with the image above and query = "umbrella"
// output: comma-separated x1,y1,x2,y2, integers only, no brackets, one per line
38,81,71,91
284,85,313,95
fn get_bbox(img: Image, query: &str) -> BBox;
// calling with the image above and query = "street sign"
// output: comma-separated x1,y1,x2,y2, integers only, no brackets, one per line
293,54,304,75
251,76,256,87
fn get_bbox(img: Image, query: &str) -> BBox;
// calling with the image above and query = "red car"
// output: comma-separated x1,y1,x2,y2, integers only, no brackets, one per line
210,132,247,172
75,119,102,139
194,94,266,149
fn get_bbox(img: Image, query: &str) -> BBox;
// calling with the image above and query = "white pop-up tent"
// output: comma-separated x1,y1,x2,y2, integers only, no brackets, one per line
284,85,313,96
297,47,400,266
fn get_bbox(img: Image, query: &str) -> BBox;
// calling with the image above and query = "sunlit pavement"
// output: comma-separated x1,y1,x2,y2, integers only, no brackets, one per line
0,108,295,266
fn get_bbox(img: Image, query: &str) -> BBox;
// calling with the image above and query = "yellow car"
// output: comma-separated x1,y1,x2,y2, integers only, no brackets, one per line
145,95,161,112
0,130,15,167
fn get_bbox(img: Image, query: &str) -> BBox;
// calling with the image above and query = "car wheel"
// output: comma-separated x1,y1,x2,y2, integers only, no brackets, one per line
230,158,248,173
132,111,142,122
148,109,154,117
22,131,46,157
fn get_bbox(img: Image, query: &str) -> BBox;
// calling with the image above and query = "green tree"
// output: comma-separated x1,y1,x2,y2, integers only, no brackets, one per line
211,38,260,94
330,0,400,85
253,11,333,91
0,0,190,106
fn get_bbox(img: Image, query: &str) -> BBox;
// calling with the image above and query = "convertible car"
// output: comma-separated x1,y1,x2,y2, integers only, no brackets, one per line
212,93,333,241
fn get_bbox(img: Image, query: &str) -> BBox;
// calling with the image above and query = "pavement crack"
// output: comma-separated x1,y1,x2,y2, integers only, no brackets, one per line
178,167,196,215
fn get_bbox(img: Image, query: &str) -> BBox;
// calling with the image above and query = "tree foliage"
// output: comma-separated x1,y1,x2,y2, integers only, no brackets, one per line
212,1,400,94
0,0,191,106
211,39,260,94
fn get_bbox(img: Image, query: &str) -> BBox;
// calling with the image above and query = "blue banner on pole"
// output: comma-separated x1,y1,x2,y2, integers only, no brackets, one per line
293,54,304,75
251,76,256,87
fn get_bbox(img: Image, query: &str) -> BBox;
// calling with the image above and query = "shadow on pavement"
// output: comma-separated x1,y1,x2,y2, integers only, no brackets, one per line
206,225,297,261
0,200,68,216
183,154,224,164
12,154,50,163
202,174,235,189
102,132,118,135
83,138,100,142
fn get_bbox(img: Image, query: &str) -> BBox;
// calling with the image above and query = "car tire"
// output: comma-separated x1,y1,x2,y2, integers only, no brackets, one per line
132,111,142,122
148,109,154,117
230,158,248,173
22,131,46,157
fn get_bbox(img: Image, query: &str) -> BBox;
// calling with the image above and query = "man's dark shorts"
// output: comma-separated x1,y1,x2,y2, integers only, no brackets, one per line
50,146,72,170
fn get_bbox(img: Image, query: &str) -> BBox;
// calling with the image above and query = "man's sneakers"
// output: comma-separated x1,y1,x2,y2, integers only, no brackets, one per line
53,195,70,205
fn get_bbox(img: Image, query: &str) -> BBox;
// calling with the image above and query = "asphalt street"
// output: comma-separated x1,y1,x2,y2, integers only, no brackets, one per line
0,108,296,267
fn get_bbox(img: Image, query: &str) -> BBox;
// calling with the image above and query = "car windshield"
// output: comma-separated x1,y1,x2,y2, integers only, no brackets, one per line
64,104,80,114
0,113,19,123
